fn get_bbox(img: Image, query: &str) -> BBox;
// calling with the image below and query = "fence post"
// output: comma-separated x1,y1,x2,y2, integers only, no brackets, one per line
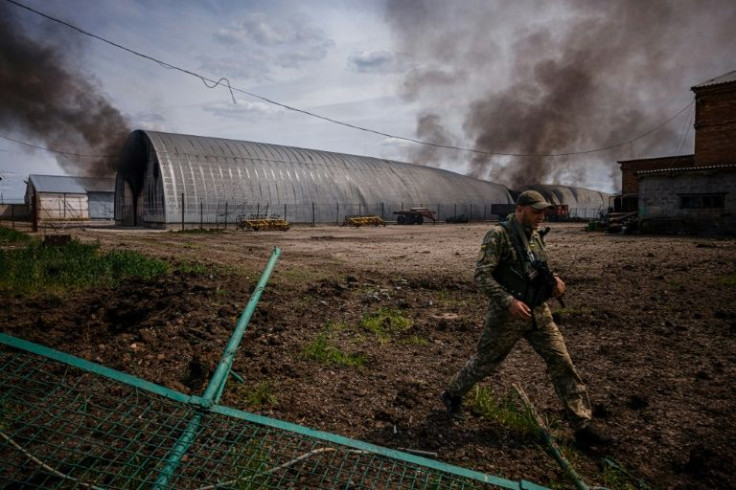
256,203,260,219
469,203,473,222
437,203,440,224
483,203,487,221
336,202,339,225
181,193,185,231
224,202,228,230
312,202,315,226
381,202,384,220
200,201,203,229
284,203,287,221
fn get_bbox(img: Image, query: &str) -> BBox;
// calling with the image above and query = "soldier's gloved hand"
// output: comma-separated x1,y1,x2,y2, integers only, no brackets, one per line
553,276,566,298
509,298,532,320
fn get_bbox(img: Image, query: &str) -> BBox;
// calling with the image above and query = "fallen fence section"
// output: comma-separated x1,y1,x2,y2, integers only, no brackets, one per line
0,253,549,490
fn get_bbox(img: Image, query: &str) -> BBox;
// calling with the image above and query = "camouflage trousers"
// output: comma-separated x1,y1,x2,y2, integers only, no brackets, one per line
447,300,592,429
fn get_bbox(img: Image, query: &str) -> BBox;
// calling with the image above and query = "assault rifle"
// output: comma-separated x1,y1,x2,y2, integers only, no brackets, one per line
527,259,565,309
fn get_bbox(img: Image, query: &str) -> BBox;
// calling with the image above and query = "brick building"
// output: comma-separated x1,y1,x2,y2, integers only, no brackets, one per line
693,71,736,166
617,70,736,233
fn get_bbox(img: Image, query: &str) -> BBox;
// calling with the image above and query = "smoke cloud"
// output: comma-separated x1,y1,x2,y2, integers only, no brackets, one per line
386,0,736,191
0,3,130,178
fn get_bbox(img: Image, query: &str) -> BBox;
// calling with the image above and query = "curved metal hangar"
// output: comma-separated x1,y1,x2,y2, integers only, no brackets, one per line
115,130,514,227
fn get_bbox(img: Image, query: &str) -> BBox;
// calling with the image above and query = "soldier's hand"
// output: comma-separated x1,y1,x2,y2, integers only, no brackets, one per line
553,276,566,298
509,298,532,320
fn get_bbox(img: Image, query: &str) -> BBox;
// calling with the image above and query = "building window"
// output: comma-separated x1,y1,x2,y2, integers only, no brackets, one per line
679,193,725,209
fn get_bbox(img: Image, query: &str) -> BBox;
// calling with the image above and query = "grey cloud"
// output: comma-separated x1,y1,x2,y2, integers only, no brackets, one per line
198,52,274,82
202,100,284,120
348,50,406,73
213,11,335,72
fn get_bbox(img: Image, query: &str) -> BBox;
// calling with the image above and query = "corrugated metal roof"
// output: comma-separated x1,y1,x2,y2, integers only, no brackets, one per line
636,164,736,176
691,70,736,89
29,174,115,194
519,184,610,208
118,130,515,225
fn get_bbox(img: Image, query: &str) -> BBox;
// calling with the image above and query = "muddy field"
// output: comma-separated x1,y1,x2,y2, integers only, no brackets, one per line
2,222,735,489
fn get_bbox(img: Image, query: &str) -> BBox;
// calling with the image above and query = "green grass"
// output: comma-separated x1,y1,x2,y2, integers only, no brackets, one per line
402,334,429,346
0,226,32,244
358,307,413,343
302,333,367,367
0,238,168,294
720,274,736,287
231,441,274,490
599,458,653,490
243,382,278,409
467,386,540,437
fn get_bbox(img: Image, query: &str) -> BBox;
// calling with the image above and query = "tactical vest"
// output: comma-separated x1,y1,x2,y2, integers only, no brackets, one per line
491,220,548,305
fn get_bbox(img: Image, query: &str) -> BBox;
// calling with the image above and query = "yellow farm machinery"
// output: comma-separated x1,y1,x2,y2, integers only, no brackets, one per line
237,215,291,231
342,215,386,227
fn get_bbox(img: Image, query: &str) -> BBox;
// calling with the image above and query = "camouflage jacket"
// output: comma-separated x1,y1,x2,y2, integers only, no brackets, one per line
474,215,550,308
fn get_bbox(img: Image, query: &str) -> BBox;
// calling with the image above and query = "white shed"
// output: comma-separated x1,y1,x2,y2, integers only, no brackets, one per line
25,175,115,221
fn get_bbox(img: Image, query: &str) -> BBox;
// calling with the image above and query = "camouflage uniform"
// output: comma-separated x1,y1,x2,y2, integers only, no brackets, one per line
446,215,592,429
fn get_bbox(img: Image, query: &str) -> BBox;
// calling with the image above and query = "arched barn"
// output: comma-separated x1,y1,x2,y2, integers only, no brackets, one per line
115,130,514,227
518,184,610,219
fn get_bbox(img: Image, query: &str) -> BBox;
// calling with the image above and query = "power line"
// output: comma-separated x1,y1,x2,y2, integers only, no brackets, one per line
5,0,695,159
0,134,115,159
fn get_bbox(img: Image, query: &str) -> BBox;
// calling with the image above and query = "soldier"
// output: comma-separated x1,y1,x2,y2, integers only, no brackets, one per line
441,190,613,449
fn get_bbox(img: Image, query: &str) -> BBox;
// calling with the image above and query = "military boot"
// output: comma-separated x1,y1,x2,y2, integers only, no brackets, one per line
574,422,615,449
440,391,463,415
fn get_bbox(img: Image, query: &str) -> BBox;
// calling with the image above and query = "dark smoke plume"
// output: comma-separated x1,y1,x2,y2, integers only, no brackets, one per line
0,3,130,178
386,0,736,191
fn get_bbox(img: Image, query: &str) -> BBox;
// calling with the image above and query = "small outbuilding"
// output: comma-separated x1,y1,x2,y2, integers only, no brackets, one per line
25,174,115,221
617,69,736,234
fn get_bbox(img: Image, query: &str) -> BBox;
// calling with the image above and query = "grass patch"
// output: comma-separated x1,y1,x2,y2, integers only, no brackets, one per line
231,443,273,490
280,267,328,283
599,458,652,490
236,381,277,409
0,238,168,294
402,334,429,346
720,274,736,287
0,226,32,244
302,333,366,367
359,307,413,342
467,386,540,437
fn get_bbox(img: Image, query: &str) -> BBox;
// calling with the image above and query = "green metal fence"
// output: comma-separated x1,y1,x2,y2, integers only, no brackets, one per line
0,248,548,490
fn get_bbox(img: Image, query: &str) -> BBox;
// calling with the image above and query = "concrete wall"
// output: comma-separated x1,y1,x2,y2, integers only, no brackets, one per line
638,168,736,234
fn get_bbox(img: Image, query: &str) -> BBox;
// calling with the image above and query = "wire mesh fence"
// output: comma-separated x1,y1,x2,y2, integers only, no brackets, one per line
0,336,547,490
115,198,605,229
0,248,547,489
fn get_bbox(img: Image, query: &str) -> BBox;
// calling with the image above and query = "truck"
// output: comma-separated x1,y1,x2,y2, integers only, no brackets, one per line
393,207,437,225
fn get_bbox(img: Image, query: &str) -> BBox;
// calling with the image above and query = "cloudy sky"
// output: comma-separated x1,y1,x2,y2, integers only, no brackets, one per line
1,0,734,200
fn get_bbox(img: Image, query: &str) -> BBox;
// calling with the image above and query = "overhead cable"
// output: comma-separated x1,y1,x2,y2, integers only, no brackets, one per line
0,134,115,159
5,0,696,159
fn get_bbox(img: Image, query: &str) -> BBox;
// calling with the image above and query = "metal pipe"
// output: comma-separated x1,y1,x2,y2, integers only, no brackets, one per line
152,247,281,488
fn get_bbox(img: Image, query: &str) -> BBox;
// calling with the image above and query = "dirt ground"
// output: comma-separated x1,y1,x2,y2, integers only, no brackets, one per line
2,221,735,489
